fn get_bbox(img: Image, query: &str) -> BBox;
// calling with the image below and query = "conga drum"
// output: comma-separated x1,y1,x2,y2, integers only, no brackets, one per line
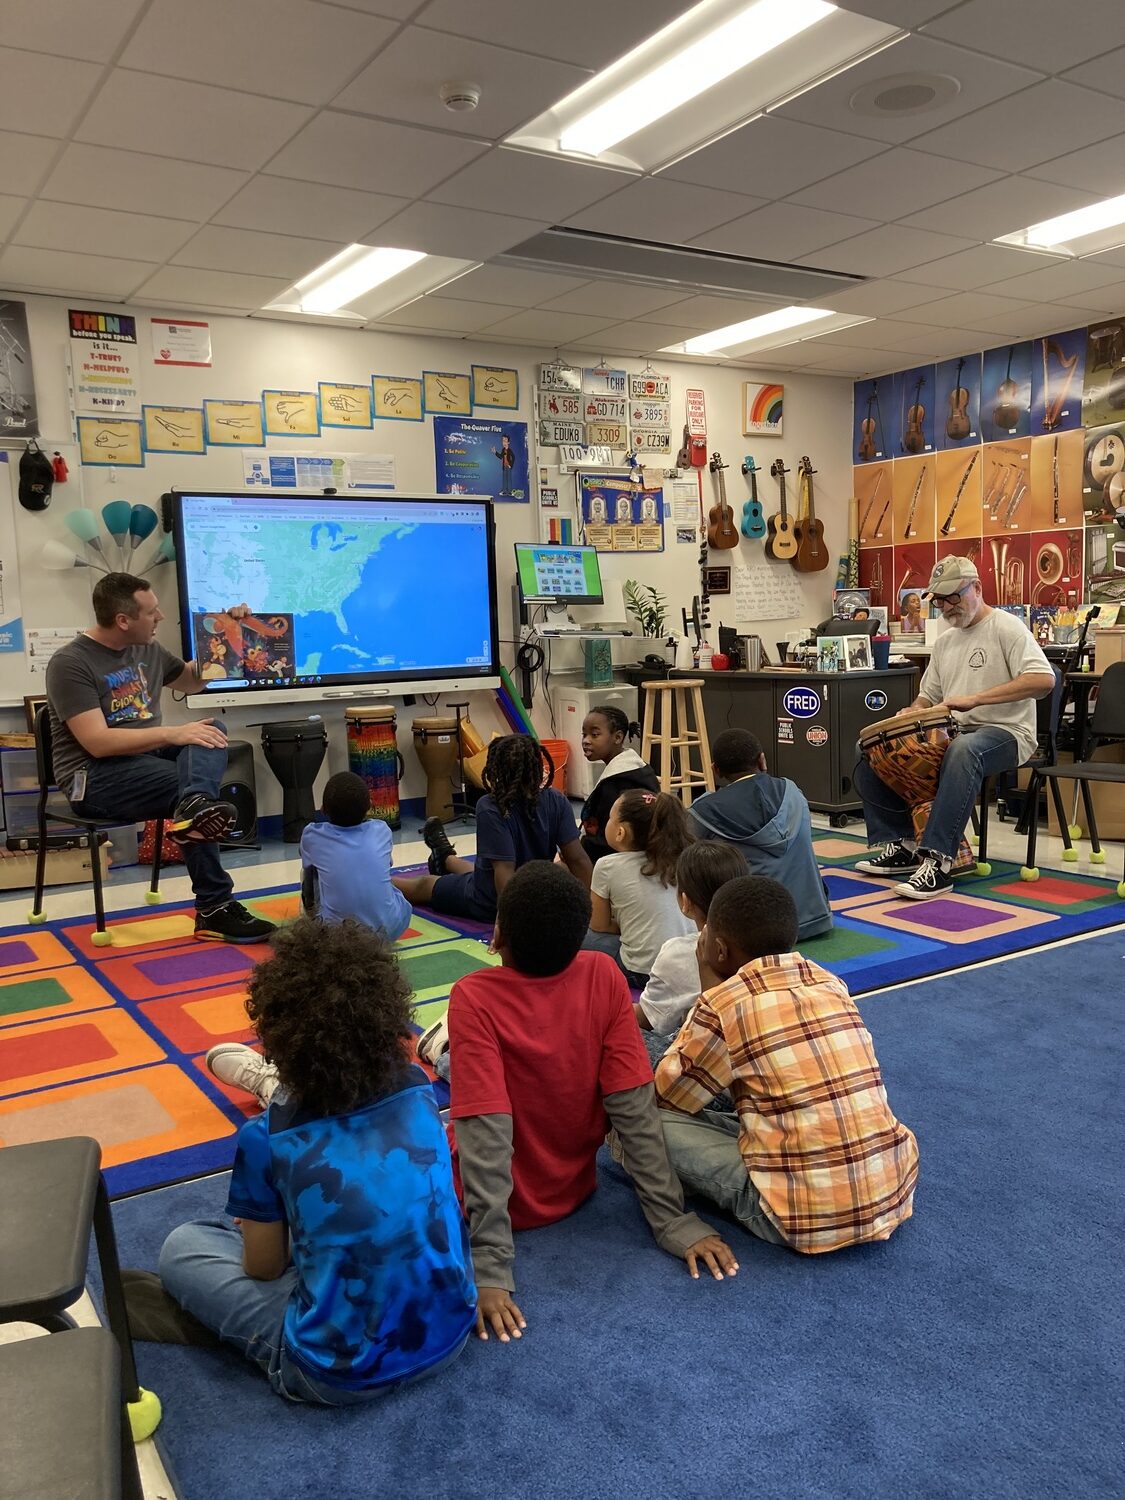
260,718,328,843
858,709,976,873
345,705,404,829
412,716,460,822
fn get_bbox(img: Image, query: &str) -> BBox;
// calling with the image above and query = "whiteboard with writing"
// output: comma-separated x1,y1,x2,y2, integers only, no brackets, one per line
731,562,804,621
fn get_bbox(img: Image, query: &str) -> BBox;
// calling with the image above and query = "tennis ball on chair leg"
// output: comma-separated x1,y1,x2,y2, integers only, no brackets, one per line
90,929,114,947
975,861,991,876
1020,866,1040,882
144,888,162,904
27,910,45,924
1067,824,1083,840
1062,847,1079,863
1117,881,1125,898
1090,850,1106,865
128,1387,162,1441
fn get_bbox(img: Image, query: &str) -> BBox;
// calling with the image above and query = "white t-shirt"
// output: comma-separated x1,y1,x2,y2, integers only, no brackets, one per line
591,851,695,975
919,609,1051,763
638,932,701,1035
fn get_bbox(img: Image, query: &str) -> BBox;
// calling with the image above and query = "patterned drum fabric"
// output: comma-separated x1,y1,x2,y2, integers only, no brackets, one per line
346,706,402,829
859,710,976,872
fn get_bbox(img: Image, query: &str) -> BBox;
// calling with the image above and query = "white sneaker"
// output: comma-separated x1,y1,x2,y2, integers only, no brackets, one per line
892,855,954,901
205,1043,280,1107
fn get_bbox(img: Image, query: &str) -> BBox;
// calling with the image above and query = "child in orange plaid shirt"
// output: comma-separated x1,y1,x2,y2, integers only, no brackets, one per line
653,874,918,1253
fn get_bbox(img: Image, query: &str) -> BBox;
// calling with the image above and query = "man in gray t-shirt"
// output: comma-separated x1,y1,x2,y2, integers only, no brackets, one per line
45,572,273,944
854,556,1054,901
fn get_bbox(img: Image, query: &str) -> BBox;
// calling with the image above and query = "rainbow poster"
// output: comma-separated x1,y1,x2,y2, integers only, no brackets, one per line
742,381,784,437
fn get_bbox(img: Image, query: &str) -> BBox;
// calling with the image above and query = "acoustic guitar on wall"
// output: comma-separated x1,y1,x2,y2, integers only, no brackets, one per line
765,459,797,562
793,455,828,573
739,455,766,539
706,452,739,550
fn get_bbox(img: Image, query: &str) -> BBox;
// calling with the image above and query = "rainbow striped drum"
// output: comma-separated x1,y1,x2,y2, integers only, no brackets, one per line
345,705,404,829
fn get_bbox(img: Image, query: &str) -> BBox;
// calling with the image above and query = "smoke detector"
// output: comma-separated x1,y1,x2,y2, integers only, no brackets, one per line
440,81,481,112
849,72,960,117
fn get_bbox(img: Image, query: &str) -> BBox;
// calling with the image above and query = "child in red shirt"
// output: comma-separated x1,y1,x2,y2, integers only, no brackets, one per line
447,860,738,1345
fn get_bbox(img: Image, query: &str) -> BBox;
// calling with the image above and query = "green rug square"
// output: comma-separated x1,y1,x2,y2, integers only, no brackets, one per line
400,939,500,1005
0,974,72,1018
802,925,897,962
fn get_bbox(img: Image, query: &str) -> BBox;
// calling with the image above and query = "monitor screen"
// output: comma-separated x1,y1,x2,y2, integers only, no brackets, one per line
514,543,603,604
173,491,499,701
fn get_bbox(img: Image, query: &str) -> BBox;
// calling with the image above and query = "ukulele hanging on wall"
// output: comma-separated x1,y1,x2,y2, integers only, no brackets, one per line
739,456,766,540
765,459,797,562
706,452,739,550
793,456,828,573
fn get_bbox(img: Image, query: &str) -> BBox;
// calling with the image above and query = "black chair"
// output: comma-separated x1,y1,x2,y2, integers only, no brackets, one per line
0,1137,161,1446
1022,660,1125,892
28,705,163,945
974,666,1067,875
0,1327,143,1500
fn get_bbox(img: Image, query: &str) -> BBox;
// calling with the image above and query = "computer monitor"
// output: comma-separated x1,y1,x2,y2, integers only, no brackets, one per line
514,543,603,605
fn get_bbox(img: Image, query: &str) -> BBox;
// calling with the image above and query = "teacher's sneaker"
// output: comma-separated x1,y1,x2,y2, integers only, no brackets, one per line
169,792,236,844
205,1043,279,1107
893,856,953,900
854,841,921,877
195,900,274,943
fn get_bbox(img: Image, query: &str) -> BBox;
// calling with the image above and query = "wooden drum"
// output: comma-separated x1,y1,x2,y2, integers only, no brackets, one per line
412,715,460,822
345,705,404,829
858,708,976,872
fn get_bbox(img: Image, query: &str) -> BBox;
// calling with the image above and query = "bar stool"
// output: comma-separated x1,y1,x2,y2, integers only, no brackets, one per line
0,1137,161,1443
640,679,715,804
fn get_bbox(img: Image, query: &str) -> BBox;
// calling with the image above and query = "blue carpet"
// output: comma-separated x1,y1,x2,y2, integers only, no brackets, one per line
104,931,1125,1500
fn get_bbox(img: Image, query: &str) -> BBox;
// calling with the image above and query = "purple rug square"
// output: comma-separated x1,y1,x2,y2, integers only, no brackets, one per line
0,940,36,967
890,899,1008,933
136,947,257,985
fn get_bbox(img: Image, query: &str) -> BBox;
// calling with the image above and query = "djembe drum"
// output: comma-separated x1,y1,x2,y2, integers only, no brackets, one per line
858,708,976,873
260,717,328,843
412,716,460,822
345,705,404,829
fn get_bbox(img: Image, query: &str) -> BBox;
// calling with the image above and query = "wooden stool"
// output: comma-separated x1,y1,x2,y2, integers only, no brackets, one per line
640,679,715,803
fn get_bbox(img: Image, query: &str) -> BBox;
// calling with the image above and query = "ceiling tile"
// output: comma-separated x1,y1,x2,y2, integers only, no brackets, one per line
902,176,1098,240
0,195,25,240
1056,284,1125,316
369,201,546,260
888,242,1061,290
334,27,589,139
314,0,424,16
880,329,997,358
632,293,780,330
171,225,343,280
805,278,953,316
875,290,1038,326
413,0,689,69
774,34,1044,146
1024,134,1125,195
797,342,909,374
0,0,145,62
266,113,486,196
214,176,407,241
564,320,700,353
1061,44,1125,101
661,115,885,199
982,259,1125,303
133,265,291,311
41,144,249,220
800,224,976,277
0,49,103,136
77,72,313,171
566,178,764,241
835,1,965,25
430,148,630,220
790,147,1001,219
0,132,60,197
15,202,197,262
910,80,1125,175
443,263,586,305
0,245,156,297
122,0,397,106
691,202,880,262
1080,246,1125,273
539,281,694,319
475,308,617,343
922,0,1118,74
377,295,515,333
970,306,1102,338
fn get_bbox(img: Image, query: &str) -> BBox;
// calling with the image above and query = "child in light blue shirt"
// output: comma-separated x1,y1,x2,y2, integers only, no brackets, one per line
300,772,411,941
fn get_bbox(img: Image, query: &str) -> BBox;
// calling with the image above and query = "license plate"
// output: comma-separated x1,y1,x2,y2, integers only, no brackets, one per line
539,419,586,446
539,363,581,393
584,396,627,422
586,420,627,446
559,443,614,465
631,428,672,452
538,391,582,420
629,400,670,428
583,367,628,396
629,373,671,400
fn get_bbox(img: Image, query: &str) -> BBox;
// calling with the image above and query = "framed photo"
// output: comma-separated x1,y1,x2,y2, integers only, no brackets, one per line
704,565,731,594
24,695,47,733
843,634,873,672
742,381,783,437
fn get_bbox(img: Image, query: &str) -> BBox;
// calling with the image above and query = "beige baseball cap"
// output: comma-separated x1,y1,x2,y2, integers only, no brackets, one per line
924,555,979,598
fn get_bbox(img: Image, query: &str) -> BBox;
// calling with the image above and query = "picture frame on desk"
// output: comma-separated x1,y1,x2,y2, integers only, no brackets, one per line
23,695,46,733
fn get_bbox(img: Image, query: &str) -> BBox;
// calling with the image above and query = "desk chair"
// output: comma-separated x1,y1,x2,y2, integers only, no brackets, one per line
974,666,1066,875
1021,661,1125,893
27,705,163,945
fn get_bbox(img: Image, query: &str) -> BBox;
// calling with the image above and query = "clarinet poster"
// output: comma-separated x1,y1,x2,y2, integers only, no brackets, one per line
432,417,528,503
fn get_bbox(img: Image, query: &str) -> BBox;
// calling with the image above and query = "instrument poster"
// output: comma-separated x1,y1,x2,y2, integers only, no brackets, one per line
980,342,1032,444
579,473,663,552
934,353,981,451
1030,329,1085,436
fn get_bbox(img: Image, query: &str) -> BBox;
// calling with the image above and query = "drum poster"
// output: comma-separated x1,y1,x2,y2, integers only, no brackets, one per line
579,473,664,553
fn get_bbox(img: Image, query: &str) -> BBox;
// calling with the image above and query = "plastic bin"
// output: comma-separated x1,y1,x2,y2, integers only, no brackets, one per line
541,738,570,794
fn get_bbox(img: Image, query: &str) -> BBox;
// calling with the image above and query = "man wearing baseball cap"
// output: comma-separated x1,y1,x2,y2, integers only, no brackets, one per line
854,556,1054,899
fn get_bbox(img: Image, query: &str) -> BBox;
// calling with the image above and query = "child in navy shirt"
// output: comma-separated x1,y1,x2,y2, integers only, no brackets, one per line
300,770,411,941
159,918,475,1404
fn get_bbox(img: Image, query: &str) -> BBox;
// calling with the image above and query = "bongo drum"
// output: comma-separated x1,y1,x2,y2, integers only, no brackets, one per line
858,709,976,873
412,716,460,821
260,718,328,843
345,705,404,829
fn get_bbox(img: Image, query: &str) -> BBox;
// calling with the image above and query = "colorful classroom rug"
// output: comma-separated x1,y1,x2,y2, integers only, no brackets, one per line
0,843,1122,1197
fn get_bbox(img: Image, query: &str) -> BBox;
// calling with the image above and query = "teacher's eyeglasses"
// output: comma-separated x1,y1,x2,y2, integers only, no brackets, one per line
931,584,971,607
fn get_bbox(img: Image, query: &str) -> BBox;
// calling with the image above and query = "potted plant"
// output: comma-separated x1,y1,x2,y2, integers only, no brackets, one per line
623,580,668,639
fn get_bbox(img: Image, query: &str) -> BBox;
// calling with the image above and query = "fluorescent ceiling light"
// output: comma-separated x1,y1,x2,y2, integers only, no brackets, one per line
672,305,833,355
289,245,426,314
996,193,1125,257
506,0,899,172
560,0,834,156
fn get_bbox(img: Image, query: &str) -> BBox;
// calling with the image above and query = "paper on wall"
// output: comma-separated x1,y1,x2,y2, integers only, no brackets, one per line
732,563,804,621
26,626,83,677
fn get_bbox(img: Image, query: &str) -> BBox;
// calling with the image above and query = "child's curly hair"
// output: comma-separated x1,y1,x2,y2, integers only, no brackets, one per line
482,733,548,819
613,789,694,888
246,917,414,1116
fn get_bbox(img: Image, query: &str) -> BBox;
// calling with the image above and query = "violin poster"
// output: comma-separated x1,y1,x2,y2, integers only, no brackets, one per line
1031,329,1085,436
935,353,981,450
853,375,892,464
980,342,1032,444
894,364,935,457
